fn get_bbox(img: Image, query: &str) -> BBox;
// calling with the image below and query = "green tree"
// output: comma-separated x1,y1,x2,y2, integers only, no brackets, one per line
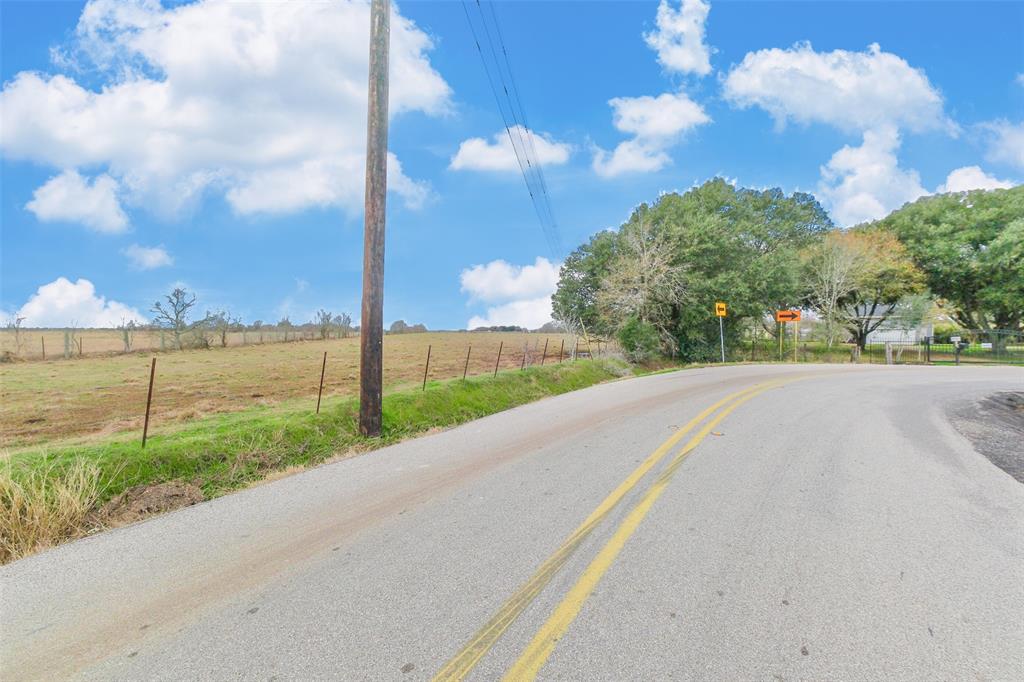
551,229,618,336
551,179,832,361
597,212,686,351
882,186,1023,334
802,227,926,348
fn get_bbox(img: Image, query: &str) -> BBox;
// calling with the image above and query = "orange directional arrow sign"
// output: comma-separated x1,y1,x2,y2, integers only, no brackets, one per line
775,309,801,322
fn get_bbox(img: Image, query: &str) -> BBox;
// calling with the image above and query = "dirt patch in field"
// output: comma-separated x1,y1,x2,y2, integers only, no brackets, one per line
0,331,576,448
951,391,1024,483
97,482,205,527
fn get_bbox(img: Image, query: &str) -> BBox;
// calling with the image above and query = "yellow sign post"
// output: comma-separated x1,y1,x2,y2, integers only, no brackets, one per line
715,302,727,362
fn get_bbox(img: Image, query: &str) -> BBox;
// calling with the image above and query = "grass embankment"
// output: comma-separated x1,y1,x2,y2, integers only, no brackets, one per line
1,359,625,563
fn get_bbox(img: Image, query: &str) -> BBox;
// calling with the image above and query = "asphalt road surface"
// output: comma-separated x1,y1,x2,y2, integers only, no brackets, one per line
3,364,1023,681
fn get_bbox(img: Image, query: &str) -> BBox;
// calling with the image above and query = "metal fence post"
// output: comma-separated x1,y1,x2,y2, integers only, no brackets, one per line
422,344,431,391
316,351,327,414
494,341,503,377
142,357,156,448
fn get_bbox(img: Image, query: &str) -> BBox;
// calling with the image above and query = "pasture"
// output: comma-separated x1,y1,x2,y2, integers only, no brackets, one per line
0,331,578,450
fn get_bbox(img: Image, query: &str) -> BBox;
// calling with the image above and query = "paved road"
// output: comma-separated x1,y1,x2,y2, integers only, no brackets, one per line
3,364,1023,681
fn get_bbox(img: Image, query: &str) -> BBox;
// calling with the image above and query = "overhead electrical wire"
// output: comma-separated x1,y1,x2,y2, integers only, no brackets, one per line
461,0,564,258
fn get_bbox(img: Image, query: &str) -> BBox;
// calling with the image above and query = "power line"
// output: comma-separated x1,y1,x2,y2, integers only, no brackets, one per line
461,0,563,258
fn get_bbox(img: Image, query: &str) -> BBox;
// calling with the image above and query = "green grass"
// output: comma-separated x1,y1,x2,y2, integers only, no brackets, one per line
3,360,626,509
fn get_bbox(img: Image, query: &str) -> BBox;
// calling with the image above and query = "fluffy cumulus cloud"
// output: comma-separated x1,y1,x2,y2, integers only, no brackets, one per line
980,119,1024,170
24,170,128,233
460,257,560,329
643,0,713,77
936,166,1015,193
466,298,556,331
123,243,173,269
460,257,560,302
593,92,710,177
723,42,952,134
593,1,713,178
722,41,970,224
0,0,450,222
15,277,145,327
818,126,927,226
450,126,571,172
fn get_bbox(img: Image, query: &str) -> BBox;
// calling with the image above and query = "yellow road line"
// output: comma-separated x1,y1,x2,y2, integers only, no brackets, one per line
501,383,779,681
432,379,788,682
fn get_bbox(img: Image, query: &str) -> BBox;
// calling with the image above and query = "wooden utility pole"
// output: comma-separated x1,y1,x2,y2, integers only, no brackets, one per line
359,0,390,437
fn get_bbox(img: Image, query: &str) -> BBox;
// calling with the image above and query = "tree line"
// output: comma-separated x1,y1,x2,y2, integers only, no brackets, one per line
552,179,1022,362
146,288,356,351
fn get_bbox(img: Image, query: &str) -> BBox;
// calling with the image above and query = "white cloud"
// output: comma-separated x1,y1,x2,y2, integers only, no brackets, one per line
24,170,128,233
467,296,554,330
0,0,450,219
460,257,560,303
592,92,710,177
980,119,1024,170
1017,73,1024,87
460,257,560,329
15,277,145,328
123,244,173,269
723,42,952,134
609,92,710,139
643,0,713,77
818,126,927,226
936,166,1014,193
450,125,571,172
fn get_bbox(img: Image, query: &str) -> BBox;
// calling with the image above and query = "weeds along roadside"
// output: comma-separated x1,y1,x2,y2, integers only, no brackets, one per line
1,359,628,564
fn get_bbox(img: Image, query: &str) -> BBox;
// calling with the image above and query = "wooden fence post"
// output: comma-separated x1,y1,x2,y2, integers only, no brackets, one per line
41,336,45,360
521,342,528,370
540,338,549,365
316,351,327,414
493,341,503,377
463,345,471,381
558,338,564,363
422,344,431,391
142,357,156,447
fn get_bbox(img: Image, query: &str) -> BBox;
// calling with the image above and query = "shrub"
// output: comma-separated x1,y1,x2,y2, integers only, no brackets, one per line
932,324,961,343
618,317,661,362
1,460,103,564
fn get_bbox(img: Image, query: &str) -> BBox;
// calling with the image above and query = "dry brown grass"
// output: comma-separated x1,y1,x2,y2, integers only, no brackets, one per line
0,331,580,449
1,459,103,564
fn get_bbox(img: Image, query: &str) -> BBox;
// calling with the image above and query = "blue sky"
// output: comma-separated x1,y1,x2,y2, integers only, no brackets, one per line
1,0,1022,330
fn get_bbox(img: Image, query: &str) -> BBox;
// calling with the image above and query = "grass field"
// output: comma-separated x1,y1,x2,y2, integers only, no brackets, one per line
1,357,622,563
0,331,578,450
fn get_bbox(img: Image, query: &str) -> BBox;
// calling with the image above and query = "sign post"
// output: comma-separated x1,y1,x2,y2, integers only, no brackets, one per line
715,302,727,363
794,318,799,362
775,310,802,363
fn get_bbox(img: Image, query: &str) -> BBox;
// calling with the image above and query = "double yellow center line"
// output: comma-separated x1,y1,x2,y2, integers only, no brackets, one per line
434,377,797,681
